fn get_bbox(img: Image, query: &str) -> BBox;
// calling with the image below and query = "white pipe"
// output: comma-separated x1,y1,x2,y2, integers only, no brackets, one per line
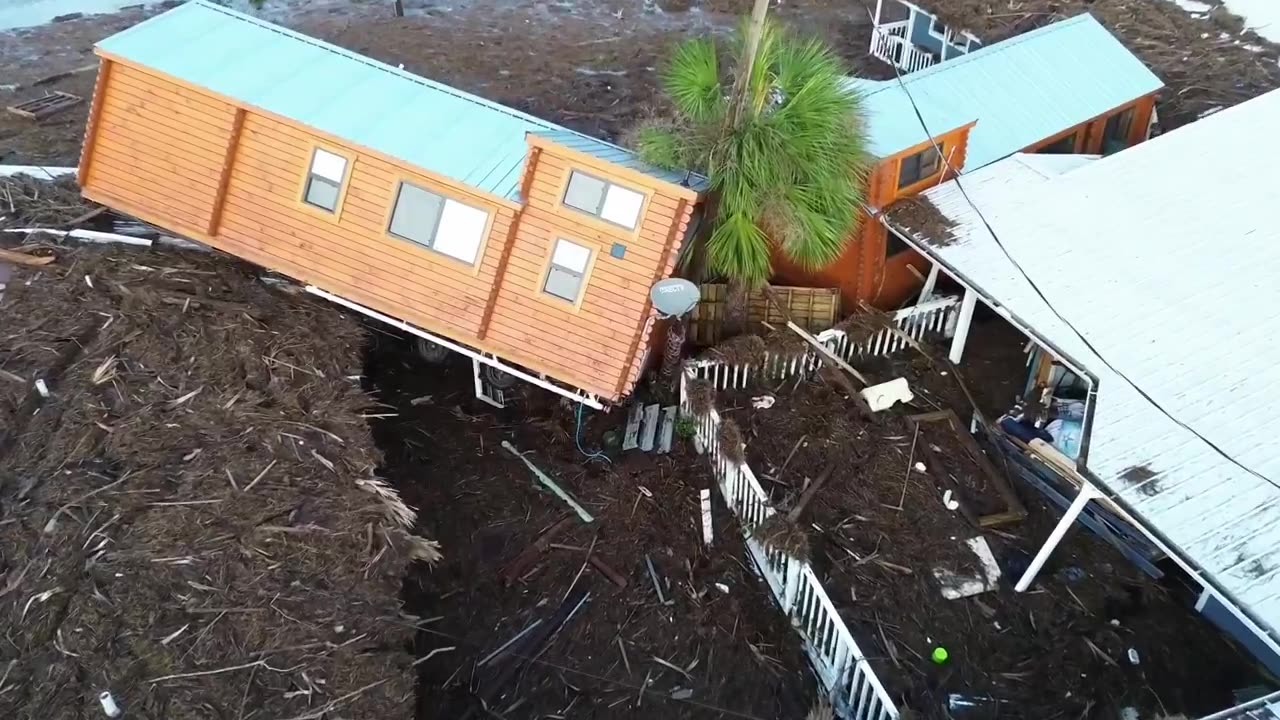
948,287,977,364
305,285,605,410
0,165,76,178
3,228,153,247
1016,482,1100,592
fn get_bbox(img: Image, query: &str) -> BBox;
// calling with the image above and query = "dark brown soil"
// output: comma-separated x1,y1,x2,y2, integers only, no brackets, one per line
363,341,817,720
708,362,1265,718
0,243,427,719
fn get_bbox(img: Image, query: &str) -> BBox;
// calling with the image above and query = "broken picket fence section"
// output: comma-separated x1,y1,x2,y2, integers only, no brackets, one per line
680,370,898,720
687,295,961,391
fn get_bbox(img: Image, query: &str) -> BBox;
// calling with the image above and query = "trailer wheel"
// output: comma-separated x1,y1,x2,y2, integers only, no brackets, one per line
414,338,450,363
483,365,518,389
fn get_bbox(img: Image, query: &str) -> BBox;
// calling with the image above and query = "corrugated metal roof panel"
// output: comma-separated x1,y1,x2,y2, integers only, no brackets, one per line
530,130,710,191
849,14,1163,170
96,1,696,202
885,88,1280,641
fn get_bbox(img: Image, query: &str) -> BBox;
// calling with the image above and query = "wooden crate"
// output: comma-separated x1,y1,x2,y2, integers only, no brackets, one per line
688,284,840,346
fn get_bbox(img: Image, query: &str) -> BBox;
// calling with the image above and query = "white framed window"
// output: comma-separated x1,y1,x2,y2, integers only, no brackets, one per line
543,238,592,303
303,148,348,212
387,181,489,265
562,170,644,230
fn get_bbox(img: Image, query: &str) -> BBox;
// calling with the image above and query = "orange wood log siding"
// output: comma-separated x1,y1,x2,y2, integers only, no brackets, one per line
78,58,694,400
774,92,1160,310
484,148,692,398
769,123,972,310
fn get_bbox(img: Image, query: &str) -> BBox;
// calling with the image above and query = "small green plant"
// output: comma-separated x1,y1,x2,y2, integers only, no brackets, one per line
674,416,698,440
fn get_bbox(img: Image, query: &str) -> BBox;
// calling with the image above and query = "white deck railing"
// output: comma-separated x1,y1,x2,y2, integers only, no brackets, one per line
869,20,936,74
688,295,960,391
681,374,898,720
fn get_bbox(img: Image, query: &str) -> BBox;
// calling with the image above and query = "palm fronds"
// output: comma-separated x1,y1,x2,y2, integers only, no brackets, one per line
632,18,871,290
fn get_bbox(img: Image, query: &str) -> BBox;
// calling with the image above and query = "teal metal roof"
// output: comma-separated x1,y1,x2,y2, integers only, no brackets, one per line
848,14,1163,171
96,1,699,202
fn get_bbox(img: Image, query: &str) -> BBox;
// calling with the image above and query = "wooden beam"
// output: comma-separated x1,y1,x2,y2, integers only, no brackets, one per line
615,196,689,397
477,147,539,341
77,59,113,187
207,107,246,237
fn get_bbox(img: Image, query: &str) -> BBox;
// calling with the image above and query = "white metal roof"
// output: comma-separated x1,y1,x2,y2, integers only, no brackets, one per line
884,88,1280,640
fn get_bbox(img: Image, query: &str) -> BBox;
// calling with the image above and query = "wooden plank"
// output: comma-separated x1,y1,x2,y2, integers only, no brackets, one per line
91,143,223,192
479,147,538,340
638,403,660,452
614,196,690,396
96,53,523,211
622,403,643,450
78,59,111,186
220,190,504,302
657,405,677,454
208,108,246,236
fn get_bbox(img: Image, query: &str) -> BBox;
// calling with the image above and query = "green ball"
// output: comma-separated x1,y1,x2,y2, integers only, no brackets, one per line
931,647,949,664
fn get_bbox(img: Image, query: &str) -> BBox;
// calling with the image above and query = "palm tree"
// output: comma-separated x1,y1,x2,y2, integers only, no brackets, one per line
634,18,871,347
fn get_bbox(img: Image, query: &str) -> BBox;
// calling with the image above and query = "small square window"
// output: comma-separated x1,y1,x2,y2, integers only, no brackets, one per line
897,145,942,190
562,170,644,230
543,238,591,303
303,148,348,212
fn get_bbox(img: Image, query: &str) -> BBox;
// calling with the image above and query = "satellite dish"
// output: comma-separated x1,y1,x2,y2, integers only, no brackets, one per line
650,278,701,318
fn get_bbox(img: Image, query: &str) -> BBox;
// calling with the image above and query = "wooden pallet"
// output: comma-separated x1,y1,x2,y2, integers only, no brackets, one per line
7,92,83,120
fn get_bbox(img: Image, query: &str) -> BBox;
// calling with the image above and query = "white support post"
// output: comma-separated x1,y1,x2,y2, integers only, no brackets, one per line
919,261,940,302
948,287,977,364
873,0,883,25
1015,482,1101,592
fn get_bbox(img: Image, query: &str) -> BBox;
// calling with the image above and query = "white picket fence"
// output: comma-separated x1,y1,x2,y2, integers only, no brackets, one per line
688,295,961,391
681,374,898,720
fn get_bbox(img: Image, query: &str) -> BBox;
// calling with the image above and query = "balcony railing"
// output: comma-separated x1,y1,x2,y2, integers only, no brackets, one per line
869,20,937,74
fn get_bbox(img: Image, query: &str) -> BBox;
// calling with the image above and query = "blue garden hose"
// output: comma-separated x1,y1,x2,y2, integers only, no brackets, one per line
575,403,612,464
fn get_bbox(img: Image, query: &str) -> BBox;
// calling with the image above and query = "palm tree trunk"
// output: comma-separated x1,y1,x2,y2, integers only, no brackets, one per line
661,316,687,379
725,280,750,337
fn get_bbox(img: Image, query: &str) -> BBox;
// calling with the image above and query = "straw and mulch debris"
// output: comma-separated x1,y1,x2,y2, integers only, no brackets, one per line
703,343,1265,718
0,239,437,719
922,0,1280,130
0,174,96,228
882,196,957,249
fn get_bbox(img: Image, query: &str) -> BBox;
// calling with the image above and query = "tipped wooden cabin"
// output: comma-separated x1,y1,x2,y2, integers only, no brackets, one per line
77,0,703,408
772,13,1163,310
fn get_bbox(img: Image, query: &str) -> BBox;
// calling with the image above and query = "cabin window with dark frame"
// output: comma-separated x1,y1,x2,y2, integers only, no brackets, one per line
543,238,592,303
897,146,941,189
386,181,489,265
562,170,645,230
1039,133,1077,155
303,148,348,212
1102,108,1135,155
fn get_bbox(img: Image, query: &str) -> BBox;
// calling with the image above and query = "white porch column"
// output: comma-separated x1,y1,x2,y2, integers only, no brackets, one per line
873,0,883,25
919,261,940,303
948,287,977,364
1015,482,1101,592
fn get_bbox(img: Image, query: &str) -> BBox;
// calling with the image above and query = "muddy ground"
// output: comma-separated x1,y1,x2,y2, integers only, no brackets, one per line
710,349,1267,718
363,339,818,719
5,0,1277,169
